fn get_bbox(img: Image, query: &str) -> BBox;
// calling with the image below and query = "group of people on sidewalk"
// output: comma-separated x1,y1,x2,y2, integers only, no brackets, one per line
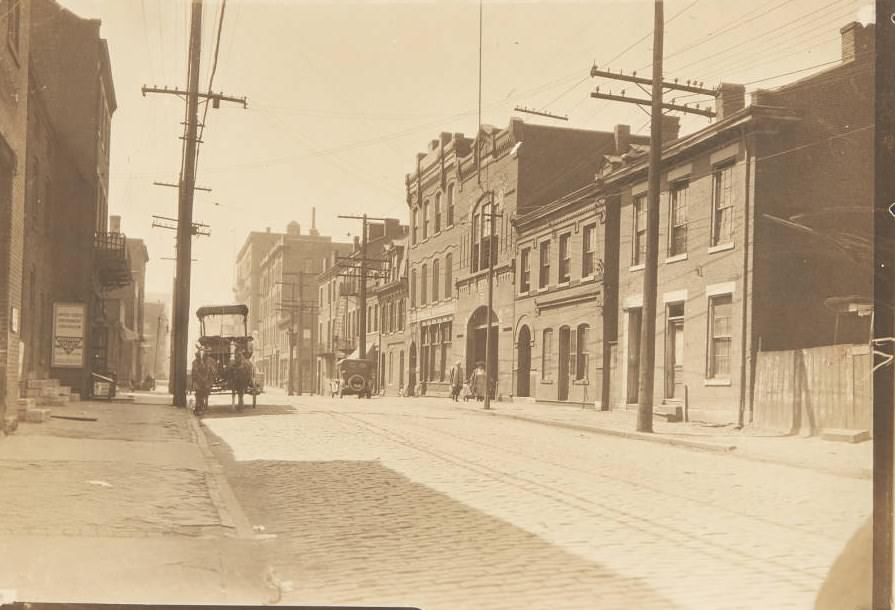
190,348,255,412
448,360,493,402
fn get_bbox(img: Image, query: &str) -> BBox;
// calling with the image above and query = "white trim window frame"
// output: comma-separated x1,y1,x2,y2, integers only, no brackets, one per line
632,195,647,267
668,179,689,257
706,293,733,381
710,162,735,248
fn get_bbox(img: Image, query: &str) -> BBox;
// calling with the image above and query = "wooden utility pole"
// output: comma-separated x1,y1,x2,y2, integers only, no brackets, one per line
636,0,664,433
478,192,502,410
142,0,246,407
337,215,390,362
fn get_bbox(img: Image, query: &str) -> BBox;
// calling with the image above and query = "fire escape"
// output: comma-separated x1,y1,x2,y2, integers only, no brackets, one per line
92,231,132,388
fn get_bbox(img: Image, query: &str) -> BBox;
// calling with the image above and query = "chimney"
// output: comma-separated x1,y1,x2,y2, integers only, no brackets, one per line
440,132,452,146
428,139,439,152
287,221,300,237
661,115,681,144
841,21,874,63
613,124,631,153
266,227,271,233
110,215,121,233
310,206,319,236
715,83,746,121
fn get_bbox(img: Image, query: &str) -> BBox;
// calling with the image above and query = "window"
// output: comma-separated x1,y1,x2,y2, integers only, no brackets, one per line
558,233,571,283
633,195,647,266
434,193,442,233
421,264,428,305
480,202,498,269
447,184,455,226
440,321,452,382
669,180,689,256
708,294,733,379
542,329,554,381
432,259,440,302
444,253,452,299
471,212,480,272
711,163,735,246
412,209,418,245
423,200,430,240
398,299,405,330
575,324,590,380
539,241,551,289
519,248,531,293
582,224,596,277
388,352,393,384
374,304,379,331
410,269,417,307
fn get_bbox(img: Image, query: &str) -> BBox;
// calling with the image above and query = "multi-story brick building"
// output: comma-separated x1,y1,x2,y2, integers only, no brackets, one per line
315,219,406,395
369,235,408,395
234,227,281,340
601,22,874,426
255,221,351,392
0,0,31,429
405,119,649,398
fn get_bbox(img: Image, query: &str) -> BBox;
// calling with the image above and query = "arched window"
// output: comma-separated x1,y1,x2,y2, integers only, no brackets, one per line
432,258,440,302
446,184,455,227
434,193,442,233
410,269,417,307
575,324,590,380
471,210,480,272
421,263,428,305
423,200,430,240
542,329,554,382
444,253,453,299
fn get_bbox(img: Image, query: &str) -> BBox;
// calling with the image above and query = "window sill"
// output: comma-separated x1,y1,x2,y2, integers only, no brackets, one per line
537,286,550,293
704,378,732,387
629,263,646,272
708,242,735,255
665,253,688,264
518,289,531,297
557,281,570,288
573,379,589,385
540,379,554,385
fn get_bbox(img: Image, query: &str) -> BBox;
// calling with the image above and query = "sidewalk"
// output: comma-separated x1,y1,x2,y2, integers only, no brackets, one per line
0,394,271,605
442,397,873,480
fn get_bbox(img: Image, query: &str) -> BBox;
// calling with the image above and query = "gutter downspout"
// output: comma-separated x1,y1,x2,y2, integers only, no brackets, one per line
737,127,753,428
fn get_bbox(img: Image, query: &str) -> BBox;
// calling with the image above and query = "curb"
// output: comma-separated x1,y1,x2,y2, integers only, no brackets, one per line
185,413,256,539
457,405,871,481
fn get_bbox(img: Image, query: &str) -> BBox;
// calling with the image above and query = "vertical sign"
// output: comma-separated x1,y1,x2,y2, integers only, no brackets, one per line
52,303,86,368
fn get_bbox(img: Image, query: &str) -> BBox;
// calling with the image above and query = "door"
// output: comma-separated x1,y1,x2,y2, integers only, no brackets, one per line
517,326,531,397
558,326,570,401
408,343,417,394
626,309,642,404
666,303,685,399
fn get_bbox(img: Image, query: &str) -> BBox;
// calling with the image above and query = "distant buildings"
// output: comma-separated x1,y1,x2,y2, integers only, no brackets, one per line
143,298,169,381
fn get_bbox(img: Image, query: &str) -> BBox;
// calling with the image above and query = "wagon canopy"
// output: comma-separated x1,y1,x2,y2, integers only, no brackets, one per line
196,304,249,319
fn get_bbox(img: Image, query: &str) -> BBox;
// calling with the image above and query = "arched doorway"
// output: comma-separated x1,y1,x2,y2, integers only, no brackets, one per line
408,342,417,395
517,325,531,397
466,306,498,385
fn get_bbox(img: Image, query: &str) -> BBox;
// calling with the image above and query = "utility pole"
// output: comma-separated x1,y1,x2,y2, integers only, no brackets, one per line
337,215,390,362
588,0,715,433
142,0,246,408
477,192,502,411
636,0,665,433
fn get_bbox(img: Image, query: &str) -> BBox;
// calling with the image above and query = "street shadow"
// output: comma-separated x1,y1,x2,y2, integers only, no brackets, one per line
196,403,298,419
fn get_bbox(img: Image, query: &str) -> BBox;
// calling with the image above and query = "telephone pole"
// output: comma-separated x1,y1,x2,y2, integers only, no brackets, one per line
337,215,390,361
477,192,502,411
589,0,715,433
142,0,246,407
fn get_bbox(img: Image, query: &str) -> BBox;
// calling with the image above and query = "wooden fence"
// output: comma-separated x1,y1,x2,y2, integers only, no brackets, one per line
752,343,872,434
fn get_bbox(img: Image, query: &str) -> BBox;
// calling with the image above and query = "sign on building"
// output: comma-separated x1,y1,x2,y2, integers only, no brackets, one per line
52,303,87,368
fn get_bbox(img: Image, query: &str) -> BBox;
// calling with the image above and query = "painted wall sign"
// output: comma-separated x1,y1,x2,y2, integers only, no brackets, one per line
52,303,87,368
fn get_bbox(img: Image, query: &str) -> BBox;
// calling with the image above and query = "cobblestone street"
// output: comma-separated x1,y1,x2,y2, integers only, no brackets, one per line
202,394,872,610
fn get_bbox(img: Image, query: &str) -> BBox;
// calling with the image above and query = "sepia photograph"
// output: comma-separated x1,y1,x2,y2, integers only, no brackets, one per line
0,0,891,609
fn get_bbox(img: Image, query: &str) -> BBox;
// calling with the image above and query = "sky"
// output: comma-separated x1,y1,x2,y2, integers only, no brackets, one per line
59,0,874,318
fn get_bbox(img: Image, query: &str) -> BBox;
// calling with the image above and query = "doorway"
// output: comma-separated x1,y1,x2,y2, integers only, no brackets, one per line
626,308,642,404
665,302,685,400
558,326,571,401
466,306,498,383
517,325,531,397
408,343,417,394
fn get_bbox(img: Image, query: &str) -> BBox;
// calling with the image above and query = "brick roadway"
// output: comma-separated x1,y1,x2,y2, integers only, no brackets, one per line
202,395,871,610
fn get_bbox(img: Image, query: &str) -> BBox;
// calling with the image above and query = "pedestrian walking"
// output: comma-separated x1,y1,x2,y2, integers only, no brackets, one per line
449,359,465,402
469,361,487,402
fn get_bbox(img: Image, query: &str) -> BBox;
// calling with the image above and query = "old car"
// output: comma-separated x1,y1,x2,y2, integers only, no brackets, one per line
193,304,263,412
335,358,374,398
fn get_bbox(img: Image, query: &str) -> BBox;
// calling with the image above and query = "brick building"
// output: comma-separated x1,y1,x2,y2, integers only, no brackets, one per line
0,0,31,430
255,220,351,392
315,219,406,395
601,22,874,425
234,227,281,341
405,119,648,398
371,235,408,395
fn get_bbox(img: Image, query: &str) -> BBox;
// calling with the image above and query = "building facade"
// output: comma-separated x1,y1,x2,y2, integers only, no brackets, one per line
602,22,874,425
234,228,281,341
255,221,351,392
405,119,648,398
